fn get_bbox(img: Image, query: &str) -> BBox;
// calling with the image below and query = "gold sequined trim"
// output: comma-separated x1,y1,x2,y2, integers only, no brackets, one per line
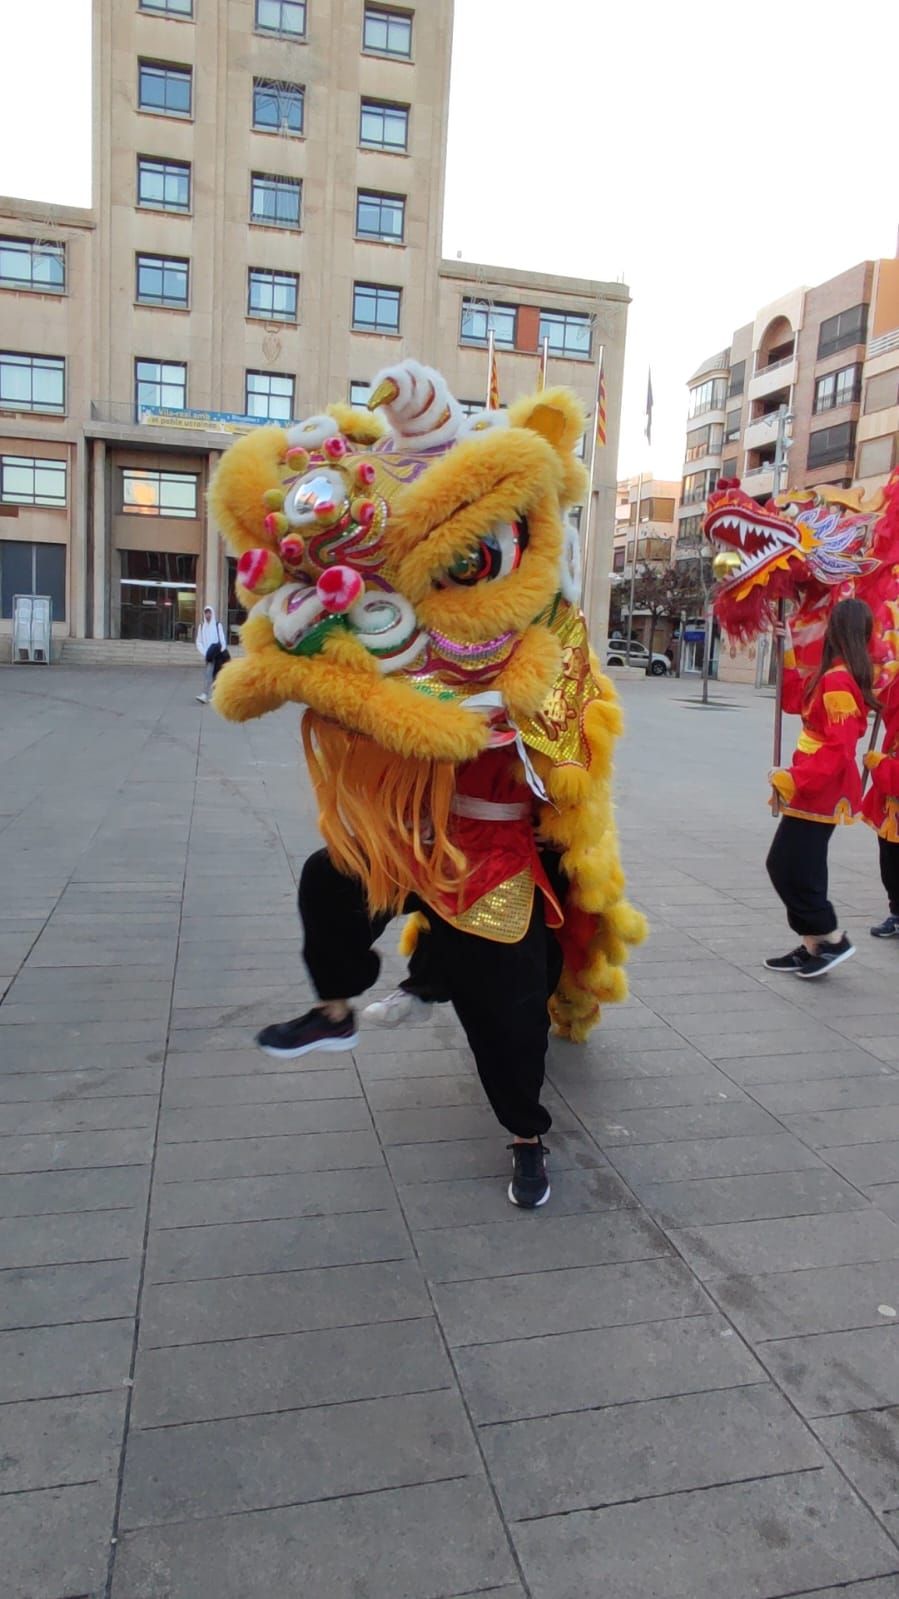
519,604,601,771
442,869,535,943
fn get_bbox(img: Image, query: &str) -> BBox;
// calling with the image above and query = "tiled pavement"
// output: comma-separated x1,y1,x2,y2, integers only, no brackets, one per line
2,665,899,1598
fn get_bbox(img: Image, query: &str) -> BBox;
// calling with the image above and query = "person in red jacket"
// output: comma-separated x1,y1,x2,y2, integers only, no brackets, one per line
765,597,877,979
862,700,899,938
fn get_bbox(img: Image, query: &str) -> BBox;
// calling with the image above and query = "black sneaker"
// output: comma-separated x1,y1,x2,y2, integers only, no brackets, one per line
794,935,855,980
508,1141,550,1209
255,1007,358,1059
871,914,899,939
764,945,811,973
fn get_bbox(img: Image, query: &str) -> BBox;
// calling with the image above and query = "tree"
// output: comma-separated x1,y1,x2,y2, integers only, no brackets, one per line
629,560,713,673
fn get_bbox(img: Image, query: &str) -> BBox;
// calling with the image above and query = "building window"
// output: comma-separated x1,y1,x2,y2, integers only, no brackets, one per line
685,426,710,462
122,468,198,518
250,172,301,228
255,0,306,38
253,79,304,134
248,268,299,321
359,99,409,152
682,469,717,505
818,303,867,360
688,377,726,419
460,299,517,348
807,421,856,468
0,353,65,415
137,156,191,212
139,0,193,14
539,310,591,361
138,59,192,117
857,435,897,479
677,514,704,547
814,364,861,413
246,369,295,421
362,6,413,58
136,252,189,307
721,457,738,479
355,190,405,243
864,370,899,415
724,409,741,442
352,282,401,335
349,381,371,406
120,549,197,641
0,540,66,621
135,358,187,414
0,455,67,507
0,237,65,294
727,360,745,398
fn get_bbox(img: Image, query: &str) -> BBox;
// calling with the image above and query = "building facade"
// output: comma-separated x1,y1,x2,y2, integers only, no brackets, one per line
678,256,899,683
0,0,627,653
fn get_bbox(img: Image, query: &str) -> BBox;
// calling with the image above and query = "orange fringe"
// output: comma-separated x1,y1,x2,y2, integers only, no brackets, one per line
301,712,465,914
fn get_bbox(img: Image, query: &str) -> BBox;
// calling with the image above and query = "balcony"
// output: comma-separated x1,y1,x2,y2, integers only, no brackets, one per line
744,415,788,453
749,358,797,403
742,465,775,497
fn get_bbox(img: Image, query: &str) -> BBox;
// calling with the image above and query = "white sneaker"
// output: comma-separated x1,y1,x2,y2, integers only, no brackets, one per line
196,693,208,703
363,989,434,1028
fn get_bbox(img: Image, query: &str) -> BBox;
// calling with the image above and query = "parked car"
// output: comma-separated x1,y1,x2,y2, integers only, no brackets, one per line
605,640,670,676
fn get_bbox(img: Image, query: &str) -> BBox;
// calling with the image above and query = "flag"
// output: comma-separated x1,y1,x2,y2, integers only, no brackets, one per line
537,338,548,393
595,352,607,447
487,333,500,410
645,367,654,445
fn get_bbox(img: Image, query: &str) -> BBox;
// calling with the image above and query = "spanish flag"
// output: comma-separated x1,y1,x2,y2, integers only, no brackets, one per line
595,352,607,447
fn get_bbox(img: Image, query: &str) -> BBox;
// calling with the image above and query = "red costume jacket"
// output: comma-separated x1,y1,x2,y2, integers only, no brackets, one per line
862,704,899,843
771,660,868,824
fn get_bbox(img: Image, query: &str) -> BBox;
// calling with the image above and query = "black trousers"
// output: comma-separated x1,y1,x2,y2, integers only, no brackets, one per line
879,836,899,915
299,849,564,1139
766,815,837,936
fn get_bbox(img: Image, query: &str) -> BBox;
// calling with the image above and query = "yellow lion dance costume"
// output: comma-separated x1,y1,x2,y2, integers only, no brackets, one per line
210,358,643,1142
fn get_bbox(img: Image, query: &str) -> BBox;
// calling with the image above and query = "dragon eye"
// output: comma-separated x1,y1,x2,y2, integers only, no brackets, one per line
444,522,528,587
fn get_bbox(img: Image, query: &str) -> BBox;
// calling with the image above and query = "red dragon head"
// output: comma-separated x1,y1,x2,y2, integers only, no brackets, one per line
703,472,899,699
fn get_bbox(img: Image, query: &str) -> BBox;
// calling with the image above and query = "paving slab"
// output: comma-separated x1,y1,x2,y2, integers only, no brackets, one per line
456,1314,763,1425
483,1383,825,1521
670,1209,899,1279
415,1207,669,1284
131,1317,452,1427
636,1167,868,1227
763,1324,899,1416
714,1260,899,1341
512,1470,899,1599
111,1477,516,1599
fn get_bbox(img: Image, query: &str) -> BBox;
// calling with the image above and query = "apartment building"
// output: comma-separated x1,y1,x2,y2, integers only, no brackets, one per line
677,256,899,682
609,474,680,651
0,0,627,653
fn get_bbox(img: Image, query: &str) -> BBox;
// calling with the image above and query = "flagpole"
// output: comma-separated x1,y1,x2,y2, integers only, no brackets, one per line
539,336,549,391
581,345,604,604
486,329,495,409
626,472,643,657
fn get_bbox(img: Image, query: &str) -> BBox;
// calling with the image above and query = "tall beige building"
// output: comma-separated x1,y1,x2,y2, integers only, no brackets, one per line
0,0,627,654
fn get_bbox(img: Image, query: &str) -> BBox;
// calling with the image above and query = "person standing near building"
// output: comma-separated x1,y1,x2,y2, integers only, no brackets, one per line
764,598,877,978
195,605,226,704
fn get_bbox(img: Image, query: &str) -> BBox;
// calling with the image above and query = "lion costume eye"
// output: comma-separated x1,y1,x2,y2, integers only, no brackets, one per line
440,521,528,587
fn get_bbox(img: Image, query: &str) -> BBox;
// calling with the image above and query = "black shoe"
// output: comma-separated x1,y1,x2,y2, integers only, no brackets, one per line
255,1007,358,1059
508,1141,550,1209
871,914,899,939
764,945,811,973
794,935,855,980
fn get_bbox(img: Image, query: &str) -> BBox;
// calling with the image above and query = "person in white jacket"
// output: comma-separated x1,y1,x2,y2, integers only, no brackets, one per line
195,605,226,703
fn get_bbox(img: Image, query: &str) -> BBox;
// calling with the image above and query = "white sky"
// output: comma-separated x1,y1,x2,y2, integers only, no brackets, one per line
2,0,897,477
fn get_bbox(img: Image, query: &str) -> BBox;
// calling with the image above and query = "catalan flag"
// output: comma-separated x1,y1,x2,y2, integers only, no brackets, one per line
486,332,501,410
595,352,607,447
537,337,548,392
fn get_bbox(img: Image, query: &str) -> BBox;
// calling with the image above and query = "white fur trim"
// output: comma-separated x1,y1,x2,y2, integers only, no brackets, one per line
370,359,462,450
458,410,510,438
286,415,342,449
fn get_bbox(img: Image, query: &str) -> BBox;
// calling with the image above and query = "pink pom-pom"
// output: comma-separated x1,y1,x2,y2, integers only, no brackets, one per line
237,547,284,595
279,534,305,570
316,565,363,614
324,435,348,460
355,460,376,486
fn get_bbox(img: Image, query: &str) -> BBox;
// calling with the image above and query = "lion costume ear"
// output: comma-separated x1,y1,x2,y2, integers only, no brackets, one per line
508,386,586,457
